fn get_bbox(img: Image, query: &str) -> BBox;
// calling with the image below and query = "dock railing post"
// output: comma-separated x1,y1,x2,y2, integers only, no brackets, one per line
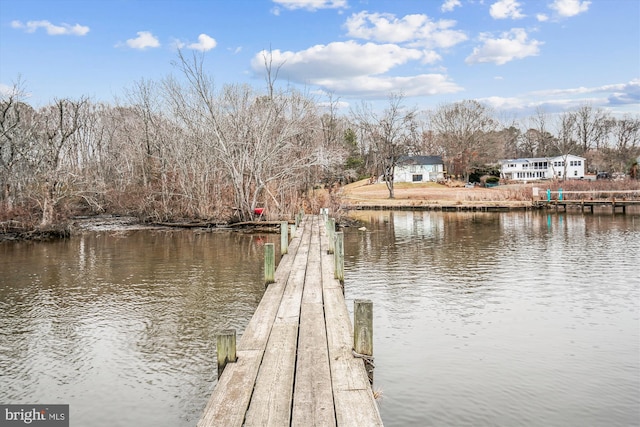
217,329,237,377
354,299,374,385
281,221,289,255
264,243,275,285
327,218,335,254
334,231,344,284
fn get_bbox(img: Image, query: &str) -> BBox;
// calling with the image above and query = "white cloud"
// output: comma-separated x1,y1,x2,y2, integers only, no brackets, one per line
606,79,640,105
481,79,640,115
252,41,423,79
317,99,350,110
536,13,549,22
0,82,31,99
188,34,217,51
466,28,542,65
125,31,160,49
0,83,15,97
533,79,640,103
314,74,463,98
422,50,443,64
490,0,525,20
344,11,467,49
272,0,347,11
441,0,461,13
549,0,590,17
11,20,89,36
251,41,462,98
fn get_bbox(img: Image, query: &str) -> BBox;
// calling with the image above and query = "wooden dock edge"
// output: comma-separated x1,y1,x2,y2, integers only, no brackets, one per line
197,215,383,426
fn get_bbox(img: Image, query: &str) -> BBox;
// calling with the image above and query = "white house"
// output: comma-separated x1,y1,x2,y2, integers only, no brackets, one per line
394,156,445,183
500,154,586,181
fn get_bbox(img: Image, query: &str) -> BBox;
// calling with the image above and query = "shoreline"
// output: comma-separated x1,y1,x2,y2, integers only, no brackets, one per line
3,180,639,242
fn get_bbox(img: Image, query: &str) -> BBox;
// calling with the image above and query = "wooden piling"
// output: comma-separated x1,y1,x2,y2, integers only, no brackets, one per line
198,215,383,426
334,231,344,284
264,243,275,285
217,329,237,377
354,300,374,385
281,221,289,255
327,218,336,254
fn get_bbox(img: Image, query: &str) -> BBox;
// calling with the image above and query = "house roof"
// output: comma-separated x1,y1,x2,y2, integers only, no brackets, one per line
500,154,586,164
397,155,443,166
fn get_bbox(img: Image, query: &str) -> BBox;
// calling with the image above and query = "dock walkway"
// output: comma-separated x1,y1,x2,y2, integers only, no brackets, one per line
197,214,383,427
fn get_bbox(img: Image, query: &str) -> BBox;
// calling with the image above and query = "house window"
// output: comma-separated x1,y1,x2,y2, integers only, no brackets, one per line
412,174,423,182
578,160,581,165
574,170,578,176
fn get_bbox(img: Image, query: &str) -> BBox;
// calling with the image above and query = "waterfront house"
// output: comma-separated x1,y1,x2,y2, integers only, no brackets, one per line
394,156,445,183
500,155,585,181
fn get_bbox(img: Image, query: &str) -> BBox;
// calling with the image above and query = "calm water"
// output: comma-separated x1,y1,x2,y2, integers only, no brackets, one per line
343,210,640,427
1,212,638,426
0,229,280,427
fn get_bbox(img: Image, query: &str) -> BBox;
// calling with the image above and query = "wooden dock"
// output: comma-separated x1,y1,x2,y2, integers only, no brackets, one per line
197,214,383,427
535,189,640,214
540,199,640,213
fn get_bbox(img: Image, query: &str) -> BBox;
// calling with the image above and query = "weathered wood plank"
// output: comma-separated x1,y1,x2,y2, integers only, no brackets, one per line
237,218,306,351
243,323,299,426
196,349,262,427
199,216,383,427
320,224,383,426
243,218,312,426
197,218,308,427
292,217,336,427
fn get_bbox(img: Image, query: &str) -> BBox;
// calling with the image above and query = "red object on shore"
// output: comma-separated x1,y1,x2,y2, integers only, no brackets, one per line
254,208,265,216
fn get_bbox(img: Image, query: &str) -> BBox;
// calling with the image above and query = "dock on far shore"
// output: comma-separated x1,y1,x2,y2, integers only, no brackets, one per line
197,214,383,427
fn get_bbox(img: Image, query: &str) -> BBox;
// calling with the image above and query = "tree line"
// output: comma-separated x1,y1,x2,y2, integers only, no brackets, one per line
2,54,639,227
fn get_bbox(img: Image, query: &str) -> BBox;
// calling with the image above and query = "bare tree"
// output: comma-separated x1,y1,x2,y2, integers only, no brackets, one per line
548,111,579,180
608,115,640,173
528,108,557,156
166,50,321,221
352,94,420,198
26,98,88,225
0,80,35,210
574,104,611,153
429,100,496,182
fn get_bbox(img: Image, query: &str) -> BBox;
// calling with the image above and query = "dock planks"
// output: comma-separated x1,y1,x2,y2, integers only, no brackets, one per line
197,215,382,427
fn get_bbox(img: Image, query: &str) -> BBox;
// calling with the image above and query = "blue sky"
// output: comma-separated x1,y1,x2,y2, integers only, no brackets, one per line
1,0,638,117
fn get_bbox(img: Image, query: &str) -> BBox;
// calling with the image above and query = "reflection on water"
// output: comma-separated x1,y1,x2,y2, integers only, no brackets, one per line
344,211,640,427
0,230,279,427
1,213,638,427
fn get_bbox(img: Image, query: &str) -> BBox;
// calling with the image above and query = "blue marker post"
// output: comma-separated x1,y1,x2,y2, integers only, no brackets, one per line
547,189,551,202
559,188,563,201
